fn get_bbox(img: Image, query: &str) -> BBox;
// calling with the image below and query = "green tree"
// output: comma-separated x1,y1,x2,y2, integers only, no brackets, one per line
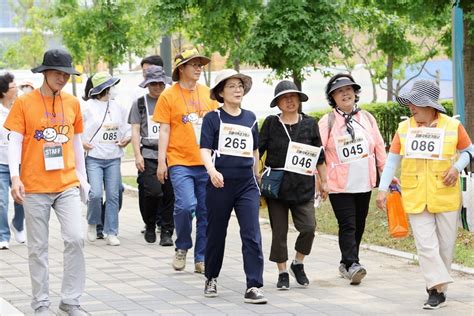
244,0,349,91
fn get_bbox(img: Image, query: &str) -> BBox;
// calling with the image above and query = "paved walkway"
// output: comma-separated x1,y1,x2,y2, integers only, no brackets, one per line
1,191,473,315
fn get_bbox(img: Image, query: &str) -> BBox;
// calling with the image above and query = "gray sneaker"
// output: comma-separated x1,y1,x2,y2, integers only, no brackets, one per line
338,263,350,279
348,263,367,285
204,278,218,297
58,302,89,316
173,249,187,271
34,306,51,316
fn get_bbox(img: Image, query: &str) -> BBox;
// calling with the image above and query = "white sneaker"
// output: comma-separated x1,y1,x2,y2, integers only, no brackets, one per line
10,222,26,244
87,224,97,242
0,241,9,249
106,235,120,246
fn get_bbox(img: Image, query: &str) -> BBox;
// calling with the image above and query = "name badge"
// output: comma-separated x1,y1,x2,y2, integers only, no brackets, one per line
147,116,160,139
43,143,64,171
188,112,202,145
405,127,444,160
335,133,369,164
99,123,119,144
284,141,321,175
218,123,253,158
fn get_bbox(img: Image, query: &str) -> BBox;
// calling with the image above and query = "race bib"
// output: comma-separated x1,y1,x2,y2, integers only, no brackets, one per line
99,123,119,144
405,127,444,160
284,141,321,175
218,123,253,158
43,143,64,171
147,115,160,139
335,133,369,164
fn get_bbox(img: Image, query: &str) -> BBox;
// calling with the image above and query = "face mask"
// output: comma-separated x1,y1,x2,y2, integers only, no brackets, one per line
108,85,118,99
21,87,33,94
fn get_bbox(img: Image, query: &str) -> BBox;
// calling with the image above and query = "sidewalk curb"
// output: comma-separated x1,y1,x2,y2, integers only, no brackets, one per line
122,183,474,276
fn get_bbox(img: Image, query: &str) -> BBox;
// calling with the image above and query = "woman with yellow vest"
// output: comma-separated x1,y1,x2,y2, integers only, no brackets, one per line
376,80,473,310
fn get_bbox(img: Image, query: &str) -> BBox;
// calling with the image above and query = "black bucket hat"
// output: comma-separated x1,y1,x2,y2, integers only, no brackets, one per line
270,80,308,108
396,79,446,113
31,49,81,75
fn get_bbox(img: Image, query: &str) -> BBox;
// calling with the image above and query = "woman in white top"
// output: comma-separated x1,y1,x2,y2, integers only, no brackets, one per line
82,72,131,246
0,72,25,249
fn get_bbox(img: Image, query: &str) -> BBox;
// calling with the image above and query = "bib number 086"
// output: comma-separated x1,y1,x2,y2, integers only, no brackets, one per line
411,140,435,152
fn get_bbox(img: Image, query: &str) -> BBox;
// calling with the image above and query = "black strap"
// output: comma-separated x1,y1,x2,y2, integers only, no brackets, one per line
88,101,109,143
137,96,146,116
142,144,158,150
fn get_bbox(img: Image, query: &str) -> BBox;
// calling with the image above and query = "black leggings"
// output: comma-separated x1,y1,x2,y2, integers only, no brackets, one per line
329,191,371,268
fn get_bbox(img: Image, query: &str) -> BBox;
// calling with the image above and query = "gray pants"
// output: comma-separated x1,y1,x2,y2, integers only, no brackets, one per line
24,187,85,310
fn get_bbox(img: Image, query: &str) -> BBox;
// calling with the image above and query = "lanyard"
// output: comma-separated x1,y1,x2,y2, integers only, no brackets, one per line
40,89,65,126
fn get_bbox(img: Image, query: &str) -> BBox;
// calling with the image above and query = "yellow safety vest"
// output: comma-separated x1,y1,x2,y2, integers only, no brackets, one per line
398,113,461,213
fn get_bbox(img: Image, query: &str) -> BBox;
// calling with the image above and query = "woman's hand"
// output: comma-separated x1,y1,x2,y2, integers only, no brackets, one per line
319,181,329,201
208,168,224,188
83,142,93,151
442,167,459,186
376,191,387,211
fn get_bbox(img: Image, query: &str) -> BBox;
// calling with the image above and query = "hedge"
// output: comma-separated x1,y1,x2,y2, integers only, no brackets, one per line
307,100,454,148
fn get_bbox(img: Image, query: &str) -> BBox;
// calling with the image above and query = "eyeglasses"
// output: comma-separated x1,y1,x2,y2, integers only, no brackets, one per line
224,84,244,91
187,63,204,69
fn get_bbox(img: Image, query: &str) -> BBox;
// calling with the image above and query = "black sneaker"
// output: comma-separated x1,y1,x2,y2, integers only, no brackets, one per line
423,289,446,310
244,287,267,304
144,228,156,243
160,232,173,247
97,231,104,240
290,262,309,286
277,272,290,290
204,278,218,297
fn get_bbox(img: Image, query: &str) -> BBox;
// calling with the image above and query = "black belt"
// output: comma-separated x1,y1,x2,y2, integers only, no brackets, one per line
142,144,158,150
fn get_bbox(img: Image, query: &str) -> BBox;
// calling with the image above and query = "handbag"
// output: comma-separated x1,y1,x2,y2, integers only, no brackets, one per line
460,152,473,231
386,184,409,238
260,167,284,199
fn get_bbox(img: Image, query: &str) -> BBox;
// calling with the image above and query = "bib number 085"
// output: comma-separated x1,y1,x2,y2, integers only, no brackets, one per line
103,132,117,141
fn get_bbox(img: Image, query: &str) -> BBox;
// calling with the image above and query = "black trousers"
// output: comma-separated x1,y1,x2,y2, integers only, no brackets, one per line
329,191,371,268
137,158,174,234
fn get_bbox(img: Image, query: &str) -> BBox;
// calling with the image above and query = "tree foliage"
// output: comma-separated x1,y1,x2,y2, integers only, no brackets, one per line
243,0,349,90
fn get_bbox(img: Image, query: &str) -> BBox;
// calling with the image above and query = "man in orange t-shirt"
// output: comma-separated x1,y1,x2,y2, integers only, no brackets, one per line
153,48,218,274
4,49,89,315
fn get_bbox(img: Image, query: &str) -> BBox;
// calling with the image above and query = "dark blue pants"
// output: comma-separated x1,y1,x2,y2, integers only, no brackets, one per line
204,176,264,289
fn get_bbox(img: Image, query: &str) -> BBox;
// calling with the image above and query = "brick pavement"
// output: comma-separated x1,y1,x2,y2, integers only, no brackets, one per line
1,191,473,315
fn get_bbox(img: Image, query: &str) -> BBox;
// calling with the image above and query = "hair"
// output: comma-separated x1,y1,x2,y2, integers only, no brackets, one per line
140,55,164,68
325,73,360,107
212,78,243,104
82,75,109,101
0,72,14,98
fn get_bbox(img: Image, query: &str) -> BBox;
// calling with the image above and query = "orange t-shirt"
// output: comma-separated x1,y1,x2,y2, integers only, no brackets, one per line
390,122,472,154
4,89,84,193
153,83,218,167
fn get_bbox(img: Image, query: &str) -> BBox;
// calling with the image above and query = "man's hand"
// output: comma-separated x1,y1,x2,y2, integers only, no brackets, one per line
135,154,145,172
157,161,168,184
11,176,25,204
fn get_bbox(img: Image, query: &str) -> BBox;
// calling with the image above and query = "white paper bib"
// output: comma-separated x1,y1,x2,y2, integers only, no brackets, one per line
218,122,253,158
99,123,119,143
284,141,322,175
335,132,369,164
405,127,444,160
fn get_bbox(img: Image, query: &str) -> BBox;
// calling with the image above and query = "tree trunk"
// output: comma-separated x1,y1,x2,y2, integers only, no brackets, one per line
233,58,240,72
464,17,474,141
386,54,394,102
128,50,132,71
292,71,303,113
108,61,114,76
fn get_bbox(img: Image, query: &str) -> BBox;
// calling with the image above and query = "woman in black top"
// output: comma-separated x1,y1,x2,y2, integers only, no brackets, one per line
259,80,328,290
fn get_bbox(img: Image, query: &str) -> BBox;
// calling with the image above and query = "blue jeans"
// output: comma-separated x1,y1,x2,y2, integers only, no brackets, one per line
86,157,121,236
0,163,24,242
169,165,208,262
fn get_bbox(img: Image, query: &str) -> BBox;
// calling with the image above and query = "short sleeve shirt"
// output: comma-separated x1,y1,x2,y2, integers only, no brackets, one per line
128,94,159,159
4,89,83,193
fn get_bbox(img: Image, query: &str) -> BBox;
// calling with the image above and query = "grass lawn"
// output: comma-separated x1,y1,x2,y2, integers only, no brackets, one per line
259,191,474,268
